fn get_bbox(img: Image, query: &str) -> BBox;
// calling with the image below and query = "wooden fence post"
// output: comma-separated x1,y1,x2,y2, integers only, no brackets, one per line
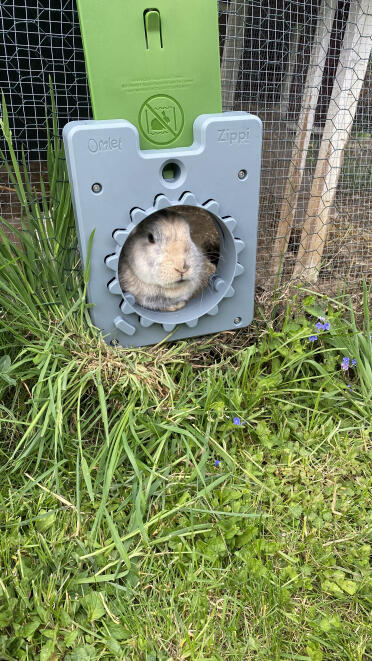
270,0,338,286
293,0,372,281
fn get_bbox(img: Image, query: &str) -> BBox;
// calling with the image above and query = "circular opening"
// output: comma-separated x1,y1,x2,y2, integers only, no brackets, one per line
161,161,182,183
92,182,102,194
234,317,242,325
238,169,247,181
116,205,237,325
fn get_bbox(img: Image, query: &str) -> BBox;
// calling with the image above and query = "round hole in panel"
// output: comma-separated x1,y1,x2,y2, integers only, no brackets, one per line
105,193,245,335
160,159,185,189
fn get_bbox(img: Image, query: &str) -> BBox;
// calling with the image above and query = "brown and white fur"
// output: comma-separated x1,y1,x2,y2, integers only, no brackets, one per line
118,210,216,311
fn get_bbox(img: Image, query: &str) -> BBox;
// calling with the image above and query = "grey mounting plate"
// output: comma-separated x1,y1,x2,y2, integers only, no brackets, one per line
63,112,262,348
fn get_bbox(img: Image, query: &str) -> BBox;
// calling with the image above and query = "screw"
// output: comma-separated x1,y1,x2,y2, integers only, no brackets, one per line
238,169,247,180
92,183,102,194
234,317,242,325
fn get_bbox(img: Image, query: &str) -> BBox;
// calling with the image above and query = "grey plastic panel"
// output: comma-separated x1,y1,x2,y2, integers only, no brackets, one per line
63,112,262,347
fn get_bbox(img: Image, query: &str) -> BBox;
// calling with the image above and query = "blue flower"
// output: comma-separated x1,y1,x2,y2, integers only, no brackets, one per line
351,358,357,366
341,357,350,370
233,417,246,426
214,459,221,467
318,316,326,322
315,320,331,331
309,335,318,342
347,384,353,391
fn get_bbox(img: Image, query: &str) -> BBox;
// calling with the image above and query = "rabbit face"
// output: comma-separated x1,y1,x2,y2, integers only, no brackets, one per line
118,210,216,312
129,216,203,289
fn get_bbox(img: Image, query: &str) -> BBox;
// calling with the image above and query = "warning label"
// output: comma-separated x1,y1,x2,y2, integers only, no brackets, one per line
139,95,184,145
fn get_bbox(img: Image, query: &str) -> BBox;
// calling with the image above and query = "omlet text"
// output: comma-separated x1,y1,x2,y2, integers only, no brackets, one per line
88,137,123,154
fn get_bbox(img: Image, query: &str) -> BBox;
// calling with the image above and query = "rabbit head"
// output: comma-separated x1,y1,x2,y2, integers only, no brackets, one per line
118,209,216,311
124,210,204,288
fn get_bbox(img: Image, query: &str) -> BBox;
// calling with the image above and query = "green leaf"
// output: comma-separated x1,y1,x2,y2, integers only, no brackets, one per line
235,526,258,548
64,645,96,661
80,591,106,622
306,644,323,661
57,607,72,627
40,639,55,661
339,578,358,595
83,230,95,286
22,618,41,640
0,610,13,627
290,504,303,518
247,636,258,650
319,615,341,632
36,605,50,624
105,622,130,641
0,355,11,372
105,638,123,656
104,508,131,570
320,580,344,597
81,454,94,504
35,510,56,532
0,372,16,386
64,629,79,648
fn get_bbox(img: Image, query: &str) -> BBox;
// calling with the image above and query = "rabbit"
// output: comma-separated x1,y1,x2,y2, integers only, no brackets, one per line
118,209,216,312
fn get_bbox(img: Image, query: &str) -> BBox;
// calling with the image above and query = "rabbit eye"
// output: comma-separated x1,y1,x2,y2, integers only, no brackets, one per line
147,232,155,244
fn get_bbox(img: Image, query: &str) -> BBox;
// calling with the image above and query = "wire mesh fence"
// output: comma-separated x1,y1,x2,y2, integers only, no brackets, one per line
0,0,371,291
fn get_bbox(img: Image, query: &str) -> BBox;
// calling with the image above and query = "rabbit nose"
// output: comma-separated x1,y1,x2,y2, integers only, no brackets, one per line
175,262,190,275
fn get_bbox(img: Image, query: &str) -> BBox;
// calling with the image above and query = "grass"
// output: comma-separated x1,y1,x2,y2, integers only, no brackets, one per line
0,98,371,660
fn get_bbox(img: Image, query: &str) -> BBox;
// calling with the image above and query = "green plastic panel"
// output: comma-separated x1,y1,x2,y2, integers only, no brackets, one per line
76,0,222,150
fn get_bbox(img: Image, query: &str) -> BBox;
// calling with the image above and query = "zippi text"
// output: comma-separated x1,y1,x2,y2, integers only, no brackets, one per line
217,128,250,145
